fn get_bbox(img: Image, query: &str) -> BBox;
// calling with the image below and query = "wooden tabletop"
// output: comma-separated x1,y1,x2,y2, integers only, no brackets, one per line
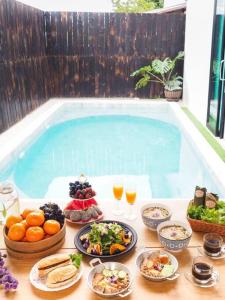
1,198,225,300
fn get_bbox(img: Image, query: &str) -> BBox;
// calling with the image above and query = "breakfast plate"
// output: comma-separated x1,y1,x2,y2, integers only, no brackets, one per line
74,220,138,258
29,254,83,292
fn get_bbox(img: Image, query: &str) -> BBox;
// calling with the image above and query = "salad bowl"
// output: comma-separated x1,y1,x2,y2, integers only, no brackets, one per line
87,258,133,298
74,220,138,258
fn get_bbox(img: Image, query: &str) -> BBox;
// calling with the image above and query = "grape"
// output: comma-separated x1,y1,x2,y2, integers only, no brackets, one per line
40,203,65,227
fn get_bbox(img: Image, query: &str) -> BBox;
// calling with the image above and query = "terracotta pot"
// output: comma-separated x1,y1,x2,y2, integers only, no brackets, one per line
164,89,182,101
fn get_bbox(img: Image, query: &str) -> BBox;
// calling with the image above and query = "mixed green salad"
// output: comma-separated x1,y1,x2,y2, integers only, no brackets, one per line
188,200,225,225
80,222,132,255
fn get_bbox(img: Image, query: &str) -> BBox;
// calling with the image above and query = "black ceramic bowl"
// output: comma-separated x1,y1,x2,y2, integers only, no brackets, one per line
74,220,138,258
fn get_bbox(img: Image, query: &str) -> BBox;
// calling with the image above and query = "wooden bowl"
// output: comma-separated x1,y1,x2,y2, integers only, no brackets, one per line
3,223,66,259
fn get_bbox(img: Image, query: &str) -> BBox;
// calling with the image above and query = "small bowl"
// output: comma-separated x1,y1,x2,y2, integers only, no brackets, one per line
87,258,133,298
141,203,172,231
157,220,192,252
136,249,179,281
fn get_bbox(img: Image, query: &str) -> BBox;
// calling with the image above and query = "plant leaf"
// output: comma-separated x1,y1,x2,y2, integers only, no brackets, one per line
152,58,172,75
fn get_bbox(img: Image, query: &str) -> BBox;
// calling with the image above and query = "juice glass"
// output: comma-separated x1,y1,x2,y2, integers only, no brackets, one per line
113,182,124,216
125,187,137,220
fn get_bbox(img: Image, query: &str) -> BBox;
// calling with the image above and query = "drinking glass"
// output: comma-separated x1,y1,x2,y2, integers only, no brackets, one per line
124,186,137,220
113,181,124,216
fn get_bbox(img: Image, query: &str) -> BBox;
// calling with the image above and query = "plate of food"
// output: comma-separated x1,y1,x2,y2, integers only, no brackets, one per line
74,220,138,258
136,249,179,281
29,253,83,291
87,259,133,298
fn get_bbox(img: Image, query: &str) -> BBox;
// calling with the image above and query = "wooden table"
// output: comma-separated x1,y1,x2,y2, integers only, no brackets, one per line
1,198,225,300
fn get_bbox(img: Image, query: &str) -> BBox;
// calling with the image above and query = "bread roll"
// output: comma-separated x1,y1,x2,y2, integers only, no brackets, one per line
46,265,78,288
38,254,71,277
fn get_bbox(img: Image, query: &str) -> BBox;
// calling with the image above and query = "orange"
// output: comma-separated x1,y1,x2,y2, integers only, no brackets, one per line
21,208,34,219
6,215,23,229
25,226,45,242
8,223,26,241
26,212,45,226
34,209,45,215
20,219,29,229
43,220,60,235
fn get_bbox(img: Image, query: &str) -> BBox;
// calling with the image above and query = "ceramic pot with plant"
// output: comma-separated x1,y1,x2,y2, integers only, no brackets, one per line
131,51,184,101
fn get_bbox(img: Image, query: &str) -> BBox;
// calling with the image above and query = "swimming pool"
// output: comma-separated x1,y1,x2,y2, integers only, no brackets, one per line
0,99,225,199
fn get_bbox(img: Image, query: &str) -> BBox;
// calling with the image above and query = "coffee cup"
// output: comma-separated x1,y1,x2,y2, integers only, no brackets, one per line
192,256,216,284
203,233,225,257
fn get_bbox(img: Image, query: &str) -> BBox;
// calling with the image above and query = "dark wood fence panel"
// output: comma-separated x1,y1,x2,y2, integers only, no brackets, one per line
0,0,48,132
0,0,185,133
45,12,185,99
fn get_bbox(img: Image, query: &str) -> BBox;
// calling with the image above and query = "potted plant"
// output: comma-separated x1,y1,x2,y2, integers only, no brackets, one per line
130,51,184,101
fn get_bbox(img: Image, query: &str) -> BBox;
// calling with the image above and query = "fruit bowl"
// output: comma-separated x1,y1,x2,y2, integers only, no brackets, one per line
3,222,66,259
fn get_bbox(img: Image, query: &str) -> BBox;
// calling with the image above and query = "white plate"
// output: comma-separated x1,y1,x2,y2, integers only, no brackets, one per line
29,259,83,292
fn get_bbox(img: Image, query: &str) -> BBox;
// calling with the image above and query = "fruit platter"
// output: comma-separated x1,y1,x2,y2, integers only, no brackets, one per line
74,220,138,258
64,175,103,224
3,203,66,259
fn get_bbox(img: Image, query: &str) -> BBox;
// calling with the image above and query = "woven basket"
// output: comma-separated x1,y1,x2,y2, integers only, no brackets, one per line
187,201,225,235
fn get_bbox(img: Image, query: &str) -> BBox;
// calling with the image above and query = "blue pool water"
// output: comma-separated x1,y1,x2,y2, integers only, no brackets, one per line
0,115,224,198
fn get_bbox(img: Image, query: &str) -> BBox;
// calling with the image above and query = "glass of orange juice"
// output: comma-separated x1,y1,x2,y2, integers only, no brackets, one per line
113,181,124,216
125,186,137,220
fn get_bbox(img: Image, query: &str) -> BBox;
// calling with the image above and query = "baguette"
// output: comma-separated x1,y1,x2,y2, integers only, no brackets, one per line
46,265,78,288
38,254,71,277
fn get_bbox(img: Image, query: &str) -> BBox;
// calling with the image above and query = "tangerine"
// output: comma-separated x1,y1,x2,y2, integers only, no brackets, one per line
43,220,61,235
26,212,45,226
20,219,29,229
25,226,45,242
8,223,26,241
21,208,34,219
6,215,23,229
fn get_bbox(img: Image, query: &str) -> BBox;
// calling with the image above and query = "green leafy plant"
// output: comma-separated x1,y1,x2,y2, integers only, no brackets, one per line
112,0,163,13
130,51,184,91
187,201,225,225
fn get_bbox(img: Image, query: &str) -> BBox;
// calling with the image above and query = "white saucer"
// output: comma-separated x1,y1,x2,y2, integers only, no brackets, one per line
184,271,219,288
198,247,225,260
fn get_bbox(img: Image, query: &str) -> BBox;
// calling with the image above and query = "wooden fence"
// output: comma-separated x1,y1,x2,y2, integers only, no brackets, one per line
0,0,185,133
45,12,185,98
0,0,48,132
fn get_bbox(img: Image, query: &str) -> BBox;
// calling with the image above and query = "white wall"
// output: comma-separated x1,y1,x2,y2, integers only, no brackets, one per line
164,0,186,7
183,0,215,124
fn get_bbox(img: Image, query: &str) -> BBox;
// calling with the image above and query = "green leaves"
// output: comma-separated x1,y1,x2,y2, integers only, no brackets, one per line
164,75,183,91
130,65,152,77
188,205,204,220
70,253,82,269
152,57,173,75
188,201,225,225
130,51,184,91
135,74,151,90
112,0,158,13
